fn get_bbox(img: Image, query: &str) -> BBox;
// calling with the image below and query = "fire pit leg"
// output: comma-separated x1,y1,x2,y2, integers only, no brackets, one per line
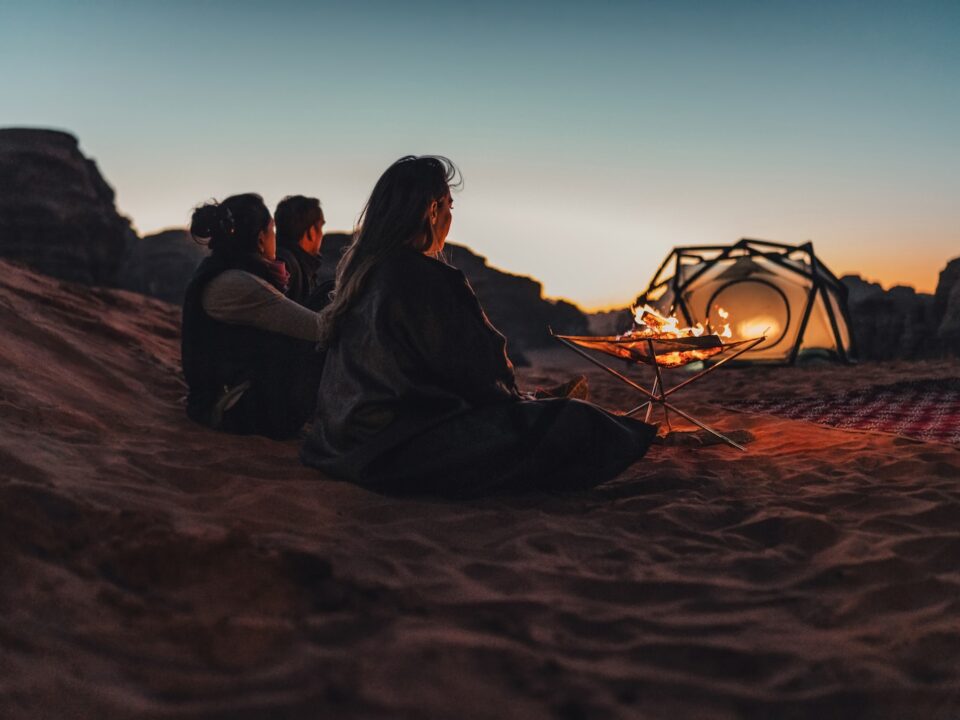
658,399,747,451
643,376,659,424
550,331,749,451
662,335,767,400
647,339,673,431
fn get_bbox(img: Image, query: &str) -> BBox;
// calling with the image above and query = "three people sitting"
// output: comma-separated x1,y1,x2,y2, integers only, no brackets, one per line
181,160,655,495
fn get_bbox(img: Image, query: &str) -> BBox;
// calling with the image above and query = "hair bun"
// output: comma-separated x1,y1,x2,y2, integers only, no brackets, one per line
190,202,237,240
190,203,221,239
188,193,269,256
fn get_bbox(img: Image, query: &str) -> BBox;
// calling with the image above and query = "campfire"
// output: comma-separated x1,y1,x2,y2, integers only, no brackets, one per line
553,304,742,368
551,304,767,451
619,304,734,368
551,305,766,450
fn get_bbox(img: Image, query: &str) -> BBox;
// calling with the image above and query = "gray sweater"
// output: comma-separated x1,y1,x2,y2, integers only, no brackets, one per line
201,270,322,341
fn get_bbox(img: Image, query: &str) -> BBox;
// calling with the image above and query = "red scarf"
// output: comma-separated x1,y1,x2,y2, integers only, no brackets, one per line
257,256,291,295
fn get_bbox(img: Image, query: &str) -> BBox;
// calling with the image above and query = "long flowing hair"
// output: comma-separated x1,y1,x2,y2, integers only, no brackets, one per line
318,155,460,345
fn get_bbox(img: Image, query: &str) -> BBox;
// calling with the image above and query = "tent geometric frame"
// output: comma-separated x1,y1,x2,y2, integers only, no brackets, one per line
637,238,857,364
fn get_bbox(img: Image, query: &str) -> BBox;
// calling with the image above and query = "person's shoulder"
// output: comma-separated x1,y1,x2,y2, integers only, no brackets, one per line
372,250,432,285
377,250,462,284
362,251,460,312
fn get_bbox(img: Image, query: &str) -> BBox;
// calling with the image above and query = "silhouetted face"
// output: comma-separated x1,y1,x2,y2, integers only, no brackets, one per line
258,218,277,260
300,216,325,256
426,190,453,254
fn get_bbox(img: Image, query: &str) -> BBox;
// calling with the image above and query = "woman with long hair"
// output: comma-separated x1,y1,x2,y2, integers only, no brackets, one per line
181,193,323,438
301,157,656,497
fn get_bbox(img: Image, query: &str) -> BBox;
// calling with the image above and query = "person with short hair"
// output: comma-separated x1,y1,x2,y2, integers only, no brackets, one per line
301,156,656,497
181,193,323,438
274,195,331,310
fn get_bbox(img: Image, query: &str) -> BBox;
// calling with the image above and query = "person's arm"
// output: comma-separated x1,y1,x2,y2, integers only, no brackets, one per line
201,270,321,341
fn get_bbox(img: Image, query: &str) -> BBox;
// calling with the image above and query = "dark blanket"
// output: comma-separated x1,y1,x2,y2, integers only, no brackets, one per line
300,249,655,497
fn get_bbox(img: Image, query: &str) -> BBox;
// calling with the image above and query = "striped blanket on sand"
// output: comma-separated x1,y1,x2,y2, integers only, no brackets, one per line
723,378,960,446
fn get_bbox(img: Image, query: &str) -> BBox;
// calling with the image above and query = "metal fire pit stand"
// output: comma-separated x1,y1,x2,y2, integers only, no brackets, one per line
550,332,766,451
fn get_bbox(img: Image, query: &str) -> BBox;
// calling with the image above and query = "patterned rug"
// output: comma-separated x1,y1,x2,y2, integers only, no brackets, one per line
722,378,960,446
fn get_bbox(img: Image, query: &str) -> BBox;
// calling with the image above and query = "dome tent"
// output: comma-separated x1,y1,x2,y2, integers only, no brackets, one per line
636,239,856,363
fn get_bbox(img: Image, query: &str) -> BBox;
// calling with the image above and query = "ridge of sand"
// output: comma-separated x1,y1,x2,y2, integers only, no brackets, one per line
1,259,958,719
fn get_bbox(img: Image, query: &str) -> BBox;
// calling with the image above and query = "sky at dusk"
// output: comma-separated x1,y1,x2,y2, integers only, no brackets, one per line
2,0,958,308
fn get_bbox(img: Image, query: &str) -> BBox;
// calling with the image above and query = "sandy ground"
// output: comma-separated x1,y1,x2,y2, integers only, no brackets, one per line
1,260,959,719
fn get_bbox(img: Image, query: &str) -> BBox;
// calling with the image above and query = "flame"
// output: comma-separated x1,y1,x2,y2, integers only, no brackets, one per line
628,304,731,341
629,304,699,338
621,304,734,367
714,306,732,338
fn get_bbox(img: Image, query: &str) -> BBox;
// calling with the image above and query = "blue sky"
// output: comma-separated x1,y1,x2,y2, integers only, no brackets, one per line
2,0,958,306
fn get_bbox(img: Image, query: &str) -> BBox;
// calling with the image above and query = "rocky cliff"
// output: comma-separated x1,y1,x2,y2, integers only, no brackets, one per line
935,258,960,355
443,244,589,352
0,128,135,285
117,229,207,304
841,276,944,361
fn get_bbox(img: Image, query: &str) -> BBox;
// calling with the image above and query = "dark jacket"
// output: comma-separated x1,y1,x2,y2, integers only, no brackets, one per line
181,256,321,439
275,244,331,310
300,249,655,497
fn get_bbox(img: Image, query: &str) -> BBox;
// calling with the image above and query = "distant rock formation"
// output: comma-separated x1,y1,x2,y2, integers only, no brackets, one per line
0,128,135,285
444,244,589,353
841,276,943,361
587,308,633,336
118,229,207,304
936,258,960,355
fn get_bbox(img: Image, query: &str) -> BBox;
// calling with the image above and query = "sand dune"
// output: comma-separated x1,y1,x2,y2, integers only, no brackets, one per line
1,259,959,719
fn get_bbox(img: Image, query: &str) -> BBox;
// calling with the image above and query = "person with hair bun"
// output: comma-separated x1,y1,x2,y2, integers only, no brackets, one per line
274,195,332,310
301,156,656,497
181,193,323,438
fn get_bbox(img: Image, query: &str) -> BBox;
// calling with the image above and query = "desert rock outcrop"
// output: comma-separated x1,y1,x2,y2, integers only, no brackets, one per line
936,257,960,355
0,128,135,285
841,276,942,361
118,229,207,304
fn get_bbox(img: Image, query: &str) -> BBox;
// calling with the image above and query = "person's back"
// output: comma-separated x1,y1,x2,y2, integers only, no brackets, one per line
305,248,518,471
